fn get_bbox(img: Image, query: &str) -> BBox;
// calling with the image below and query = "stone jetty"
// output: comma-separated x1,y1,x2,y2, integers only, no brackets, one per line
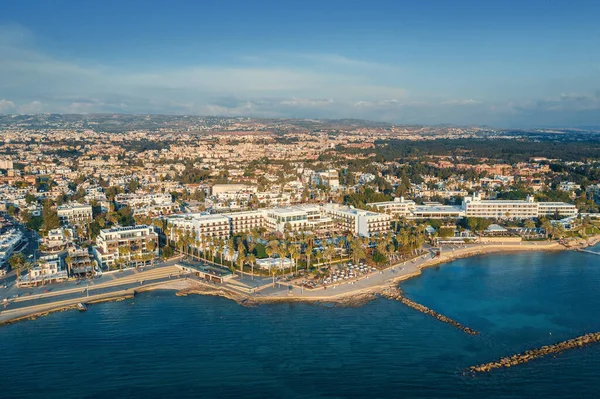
469,332,600,373
381,286,479,335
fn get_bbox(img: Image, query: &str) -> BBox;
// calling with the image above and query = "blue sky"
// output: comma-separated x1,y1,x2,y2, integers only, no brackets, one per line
1,0,599,127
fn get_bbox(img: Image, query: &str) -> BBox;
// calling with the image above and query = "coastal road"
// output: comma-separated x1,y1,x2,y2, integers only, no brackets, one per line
1,265,185,312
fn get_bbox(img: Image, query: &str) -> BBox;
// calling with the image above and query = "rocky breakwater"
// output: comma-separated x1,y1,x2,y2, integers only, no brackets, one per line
469,332,600,373
381,286,479,335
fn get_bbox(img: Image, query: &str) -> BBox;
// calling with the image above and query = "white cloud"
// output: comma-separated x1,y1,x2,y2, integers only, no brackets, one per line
0,100,15,113
440,99,481,105
0,23,599,127
17,101,45,114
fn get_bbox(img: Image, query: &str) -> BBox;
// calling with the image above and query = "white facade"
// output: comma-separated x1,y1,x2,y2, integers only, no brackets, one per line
115,193,173,208
537,202,578,218
368,196,416,216
57,203,93,225
367,193,578,220
463,193,577,219
311,169,340,188
212,184,257,195
559,181,581,192
0,229,24,267
321,204,391,237
93,225,159,269
222,210,264,235
167,213,230,245
411,204,465,219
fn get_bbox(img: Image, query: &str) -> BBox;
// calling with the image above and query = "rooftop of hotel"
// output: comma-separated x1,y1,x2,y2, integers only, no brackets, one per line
57,203,92,210
101,224,153,233
413,204,464,212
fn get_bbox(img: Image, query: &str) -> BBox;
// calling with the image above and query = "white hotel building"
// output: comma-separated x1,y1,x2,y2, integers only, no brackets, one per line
367,193,577,220
57,203,93,225
463,193,577,219
321,204,392,237
92,225,159,269
166,213,231,245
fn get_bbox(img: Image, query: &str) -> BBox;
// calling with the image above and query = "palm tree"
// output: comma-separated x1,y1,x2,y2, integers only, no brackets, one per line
209,238,217,263
305,242,313,271
324,244,336,270
226,239,235,269
314,250,324,275
288,245,299,275
524,219,536,229
118,246,130,269
218,238,225,265
542,220,553,239
265,244,274,275
350,237,365,264
266,240,279,287
91,260,98,277
146,240,156,267
65,255,72,277
279,243,289,275
237,242,246,277
247,253,256,280
8,253,26,283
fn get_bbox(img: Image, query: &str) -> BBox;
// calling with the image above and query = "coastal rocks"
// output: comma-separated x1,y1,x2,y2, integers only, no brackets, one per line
381,286,479,335
469,332,600,373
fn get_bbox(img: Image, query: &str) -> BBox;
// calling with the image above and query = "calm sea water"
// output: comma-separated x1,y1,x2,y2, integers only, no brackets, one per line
1,247,599,399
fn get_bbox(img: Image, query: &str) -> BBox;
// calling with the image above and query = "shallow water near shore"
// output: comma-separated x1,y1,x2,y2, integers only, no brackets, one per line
1,247,599,399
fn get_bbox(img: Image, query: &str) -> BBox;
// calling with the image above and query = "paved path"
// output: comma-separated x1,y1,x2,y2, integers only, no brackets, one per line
253,241,562,299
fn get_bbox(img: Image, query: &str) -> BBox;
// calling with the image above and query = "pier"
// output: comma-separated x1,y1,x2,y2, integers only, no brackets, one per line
381,287,479,335
469,332,600,373
575,249,600,256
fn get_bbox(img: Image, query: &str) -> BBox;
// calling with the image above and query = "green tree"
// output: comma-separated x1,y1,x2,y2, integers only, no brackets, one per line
373,249,387,266
8,253,26,282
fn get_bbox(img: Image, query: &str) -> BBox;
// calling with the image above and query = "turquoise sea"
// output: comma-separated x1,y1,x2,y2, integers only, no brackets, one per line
1,247,600,399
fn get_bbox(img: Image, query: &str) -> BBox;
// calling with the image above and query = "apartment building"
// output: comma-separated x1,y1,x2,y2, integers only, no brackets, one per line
0,228,25,268
411,204,465,219
222,210,264,235
559,181,581,192
463,193,577,219
368,196,416,216
67,247,95,276
321,204,391,237
262,207,315,234
311,169,340,188
367,193,577,220
167,213,230,245
115,193,173,208
17,254,68,287
57,203,93,225
93,225,159,269
212,183,257,196
537,202,578,218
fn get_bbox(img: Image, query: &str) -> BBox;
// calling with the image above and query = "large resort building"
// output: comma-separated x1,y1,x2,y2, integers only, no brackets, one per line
92,225,159,269
166,204,388,244
319,204,391,237
367,193,577,220
166,213,231,244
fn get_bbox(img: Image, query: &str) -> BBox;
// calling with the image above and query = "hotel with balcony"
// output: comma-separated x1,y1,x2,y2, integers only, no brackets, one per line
166,213,230,245
57,203,93,226
222,210,264,235
92,225,159,269
321,204,392,237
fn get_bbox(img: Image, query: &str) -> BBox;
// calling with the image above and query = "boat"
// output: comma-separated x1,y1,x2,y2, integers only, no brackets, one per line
77,303,87,311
